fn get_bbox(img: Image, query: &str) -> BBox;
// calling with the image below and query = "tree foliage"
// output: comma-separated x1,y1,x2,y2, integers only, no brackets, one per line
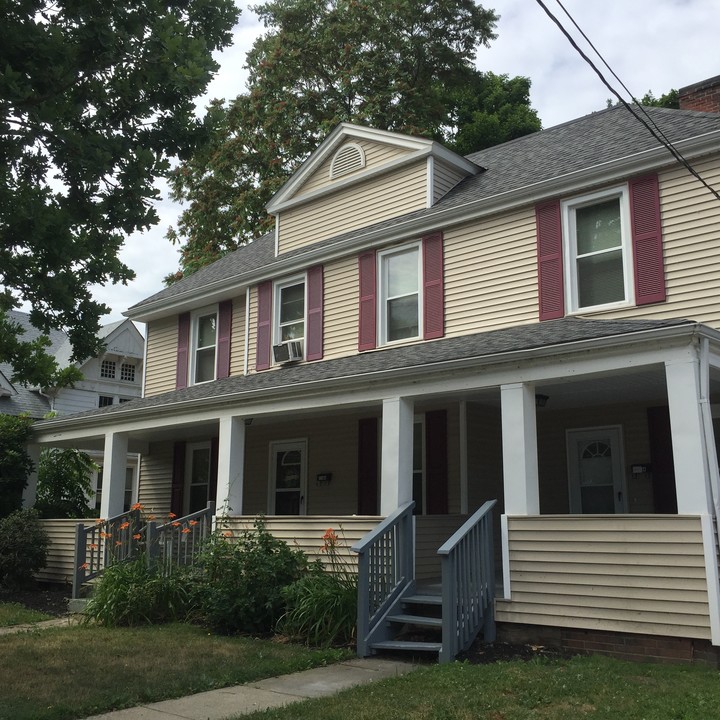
1,0,240,386
0,414,34,518
35,448,98,519
167,0,540,278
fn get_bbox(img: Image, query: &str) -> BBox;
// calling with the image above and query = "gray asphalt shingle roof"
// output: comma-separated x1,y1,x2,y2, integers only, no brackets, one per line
129,105,720,314
39,317,693,425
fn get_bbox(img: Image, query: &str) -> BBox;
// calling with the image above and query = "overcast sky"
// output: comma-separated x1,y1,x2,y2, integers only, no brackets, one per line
94,0,720,324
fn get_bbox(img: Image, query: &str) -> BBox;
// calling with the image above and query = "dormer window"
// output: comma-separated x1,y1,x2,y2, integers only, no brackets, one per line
329,143,365,179
100,359,116,379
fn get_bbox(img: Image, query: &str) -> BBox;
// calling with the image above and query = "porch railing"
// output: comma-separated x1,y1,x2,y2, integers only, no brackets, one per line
146,501,215,573
437,499,497,663
72,507,143,599
351,501,415,656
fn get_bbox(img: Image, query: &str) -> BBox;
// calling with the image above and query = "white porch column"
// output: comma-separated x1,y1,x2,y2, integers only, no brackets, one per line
380,396,414,516
100,432,128,519
216,416,246,516
501,382,539,515
22,443,41,507
665,358,713,514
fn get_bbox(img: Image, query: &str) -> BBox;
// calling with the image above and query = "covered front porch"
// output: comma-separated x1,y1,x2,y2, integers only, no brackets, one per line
30,318,720,659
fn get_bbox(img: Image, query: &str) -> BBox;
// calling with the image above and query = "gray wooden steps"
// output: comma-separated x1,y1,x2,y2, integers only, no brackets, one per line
386,613,442,628
403,594,442,606
371,639,443,653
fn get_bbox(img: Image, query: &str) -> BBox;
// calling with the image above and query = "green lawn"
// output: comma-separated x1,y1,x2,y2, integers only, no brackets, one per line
0,623,350,720
0,602,53,627
232,654,720,720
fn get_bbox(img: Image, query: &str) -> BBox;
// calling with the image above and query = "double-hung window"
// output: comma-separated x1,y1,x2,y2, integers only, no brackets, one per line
563,186,633,312
378,243,422,344
274,278,305,345
191,308,218,384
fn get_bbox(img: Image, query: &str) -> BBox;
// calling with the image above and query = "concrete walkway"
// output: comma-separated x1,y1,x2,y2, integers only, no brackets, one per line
82,657,418,720
0,616,78,636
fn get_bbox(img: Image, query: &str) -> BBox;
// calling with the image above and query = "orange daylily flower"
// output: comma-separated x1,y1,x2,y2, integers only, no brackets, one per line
119,521,130,530
115,541,123,547
131,502,143,511
100,532,112,539
168,512,177,519
89,543,98,550
133,533,142,540
171,521,180,527
79,562,89,570
222,530,234,537
189,520,198,526
181,528,191,534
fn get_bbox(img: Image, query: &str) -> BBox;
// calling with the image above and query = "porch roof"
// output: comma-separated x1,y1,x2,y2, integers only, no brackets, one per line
34,317,700,434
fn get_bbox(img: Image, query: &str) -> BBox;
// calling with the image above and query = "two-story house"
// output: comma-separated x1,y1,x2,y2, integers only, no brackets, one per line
33,75,720,662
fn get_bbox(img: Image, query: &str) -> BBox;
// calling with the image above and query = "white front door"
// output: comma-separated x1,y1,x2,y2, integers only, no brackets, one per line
270,440,307,515
567,427,626,513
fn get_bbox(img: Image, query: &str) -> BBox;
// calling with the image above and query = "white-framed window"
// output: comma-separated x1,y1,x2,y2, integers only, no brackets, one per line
100,359,116,379
120,363,136,382
562,185,633,313
190,307,218,385
378,243,422,345
274,276,306,345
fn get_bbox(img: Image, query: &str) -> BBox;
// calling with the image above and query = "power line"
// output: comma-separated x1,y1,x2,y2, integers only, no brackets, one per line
534,0,720,203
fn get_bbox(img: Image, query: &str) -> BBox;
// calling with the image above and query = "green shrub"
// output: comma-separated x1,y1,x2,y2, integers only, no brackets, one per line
0,508,49,588
0,415,34,517
84,556,195,626
278,527,357,647
197,518,308,635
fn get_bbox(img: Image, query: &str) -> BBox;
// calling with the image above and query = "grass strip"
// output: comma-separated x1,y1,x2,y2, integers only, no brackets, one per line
0,622,350,720
0,602,53,627
233,654,720,720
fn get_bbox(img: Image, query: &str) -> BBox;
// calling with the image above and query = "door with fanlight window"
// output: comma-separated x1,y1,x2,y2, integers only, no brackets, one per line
567,427,626,513
270,440,307,515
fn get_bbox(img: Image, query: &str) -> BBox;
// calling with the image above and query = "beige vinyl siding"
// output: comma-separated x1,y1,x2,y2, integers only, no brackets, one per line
415,514,468,580
574,156,720,329
37,519,82,584
323,255,360,359
496,515,711,640
144,316,177,397
278,161,428,254
137,442,173,515
219,516,379,569
433,160,466,203
229,294,247,377
247,286,259,372
298,139,414,197
444,209,539,336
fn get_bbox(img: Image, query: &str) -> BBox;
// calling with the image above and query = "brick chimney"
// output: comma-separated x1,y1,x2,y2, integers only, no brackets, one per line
679,75,720,113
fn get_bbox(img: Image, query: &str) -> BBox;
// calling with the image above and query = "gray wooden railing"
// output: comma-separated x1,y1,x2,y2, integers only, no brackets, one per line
351,501,415,656
146,502,215,573
437,499,497,663
73,507,142,599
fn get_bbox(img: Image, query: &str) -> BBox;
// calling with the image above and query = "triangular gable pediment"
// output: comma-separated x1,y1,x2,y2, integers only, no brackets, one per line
267,123,480,214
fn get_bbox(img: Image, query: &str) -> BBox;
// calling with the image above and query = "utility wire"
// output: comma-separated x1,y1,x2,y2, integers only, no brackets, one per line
534,0,720,203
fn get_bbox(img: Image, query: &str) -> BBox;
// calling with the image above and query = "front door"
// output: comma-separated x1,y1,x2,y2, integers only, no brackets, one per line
567,426,626,513
270,440,307,515
185,442,211,515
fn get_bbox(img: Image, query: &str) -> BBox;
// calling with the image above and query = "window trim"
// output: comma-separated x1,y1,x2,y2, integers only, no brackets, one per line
562,185,634,314
272,274,307,358
377,241,423,346
189,305,218,385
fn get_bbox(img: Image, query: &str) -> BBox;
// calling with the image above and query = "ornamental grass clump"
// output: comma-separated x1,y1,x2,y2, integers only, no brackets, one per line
278,527,358,647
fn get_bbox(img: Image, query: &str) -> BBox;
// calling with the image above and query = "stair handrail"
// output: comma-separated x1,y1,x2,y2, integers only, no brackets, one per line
351,501,415,656
146,501,215,573
73,507,142,599
437,499,497,663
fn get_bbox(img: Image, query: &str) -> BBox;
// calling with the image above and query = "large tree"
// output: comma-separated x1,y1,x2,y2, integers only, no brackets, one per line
1,0,240,386
167,0,541,279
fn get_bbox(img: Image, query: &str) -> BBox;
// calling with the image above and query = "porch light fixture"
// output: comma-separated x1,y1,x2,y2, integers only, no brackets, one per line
535,394,549,408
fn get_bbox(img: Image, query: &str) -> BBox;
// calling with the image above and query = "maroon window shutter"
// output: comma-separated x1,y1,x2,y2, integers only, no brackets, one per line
176,313,190,389
306,265,324,361
358,251,377,351
256,281,272,371
425,410,448,515
216,300,233,379
629,173,666,305
422,232,445,339
536,200,565,321
171,441,186,516
209,437,219,505
357,418,379,515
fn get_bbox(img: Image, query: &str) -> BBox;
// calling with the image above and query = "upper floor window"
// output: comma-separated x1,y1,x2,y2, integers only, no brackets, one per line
274,277,305,345
100,359,116,379
378,243,422,344
191,308,217,384
120,363,136,383
562,186,633,313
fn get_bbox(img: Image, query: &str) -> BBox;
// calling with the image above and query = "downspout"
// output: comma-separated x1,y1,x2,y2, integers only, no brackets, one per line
698,336,720,645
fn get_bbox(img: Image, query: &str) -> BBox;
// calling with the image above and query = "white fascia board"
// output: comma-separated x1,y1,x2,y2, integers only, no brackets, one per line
125,132,720,324
31,322,703,444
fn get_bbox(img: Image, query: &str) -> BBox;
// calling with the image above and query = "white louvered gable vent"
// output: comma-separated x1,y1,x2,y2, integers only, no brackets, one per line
329,143,365,179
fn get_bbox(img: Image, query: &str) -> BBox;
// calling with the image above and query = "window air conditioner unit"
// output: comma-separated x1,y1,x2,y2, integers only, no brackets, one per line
273,340,303,364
